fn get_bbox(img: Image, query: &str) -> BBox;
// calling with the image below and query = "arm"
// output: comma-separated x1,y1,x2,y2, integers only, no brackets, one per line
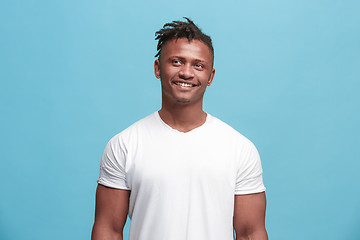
91,184,130,240
233,192,268,240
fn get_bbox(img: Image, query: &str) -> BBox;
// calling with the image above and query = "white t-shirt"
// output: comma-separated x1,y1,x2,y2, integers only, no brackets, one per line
98,111,265,240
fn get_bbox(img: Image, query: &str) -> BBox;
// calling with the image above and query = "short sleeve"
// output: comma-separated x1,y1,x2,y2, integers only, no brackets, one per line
235,142,266,195
97,136,130,190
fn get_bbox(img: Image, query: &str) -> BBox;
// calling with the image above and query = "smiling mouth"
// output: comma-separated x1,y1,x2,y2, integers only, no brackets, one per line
173,81,199,87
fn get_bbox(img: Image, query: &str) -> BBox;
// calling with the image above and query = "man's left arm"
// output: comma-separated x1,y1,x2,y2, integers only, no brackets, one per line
233,192,268,240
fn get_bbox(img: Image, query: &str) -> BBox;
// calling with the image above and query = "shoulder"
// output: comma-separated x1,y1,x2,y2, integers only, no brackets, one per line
107,112,158,147
207,114,255,147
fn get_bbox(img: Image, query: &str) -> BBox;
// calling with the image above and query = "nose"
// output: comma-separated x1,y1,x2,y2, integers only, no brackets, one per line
179,64,194,80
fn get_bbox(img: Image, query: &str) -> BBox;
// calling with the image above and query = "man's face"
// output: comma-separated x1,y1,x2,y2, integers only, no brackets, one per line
154,38,215,105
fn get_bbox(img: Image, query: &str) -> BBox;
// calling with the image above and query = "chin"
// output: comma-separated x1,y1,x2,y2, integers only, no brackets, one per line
175,98,191,104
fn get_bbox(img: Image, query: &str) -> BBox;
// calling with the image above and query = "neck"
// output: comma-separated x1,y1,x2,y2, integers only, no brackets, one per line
159,100,207,133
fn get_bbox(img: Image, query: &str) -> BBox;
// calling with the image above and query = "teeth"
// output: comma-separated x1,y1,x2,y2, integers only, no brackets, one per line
176,82,193,87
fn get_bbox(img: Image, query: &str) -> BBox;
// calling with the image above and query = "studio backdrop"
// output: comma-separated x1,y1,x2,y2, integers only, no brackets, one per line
1,1,359,239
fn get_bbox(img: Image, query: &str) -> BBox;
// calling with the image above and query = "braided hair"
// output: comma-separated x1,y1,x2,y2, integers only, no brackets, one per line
154,17,214,59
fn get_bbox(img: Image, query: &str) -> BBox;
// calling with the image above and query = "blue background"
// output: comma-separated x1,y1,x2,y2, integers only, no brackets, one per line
1,0,359,239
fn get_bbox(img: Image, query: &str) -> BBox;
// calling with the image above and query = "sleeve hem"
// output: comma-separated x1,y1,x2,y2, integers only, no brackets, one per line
234,187,266,195
97,179,131,190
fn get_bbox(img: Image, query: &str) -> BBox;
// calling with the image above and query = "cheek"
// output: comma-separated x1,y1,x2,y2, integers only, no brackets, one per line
199,72,212,82
161,68,177,79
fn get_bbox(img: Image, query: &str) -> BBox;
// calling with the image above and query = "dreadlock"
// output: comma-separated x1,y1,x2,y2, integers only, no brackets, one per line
154,17,214,59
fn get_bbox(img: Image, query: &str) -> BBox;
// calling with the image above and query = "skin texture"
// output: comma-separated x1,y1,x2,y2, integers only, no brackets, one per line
92,38,267,239
154,38,215,132
234,192,268,239
91,185,130,240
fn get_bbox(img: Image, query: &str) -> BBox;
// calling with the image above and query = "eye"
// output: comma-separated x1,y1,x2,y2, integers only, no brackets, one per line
172,59,182,65
194,63,204,69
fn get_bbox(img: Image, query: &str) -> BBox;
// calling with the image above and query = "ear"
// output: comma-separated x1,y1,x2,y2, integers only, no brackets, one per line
154,59,161,79
207,68,215,86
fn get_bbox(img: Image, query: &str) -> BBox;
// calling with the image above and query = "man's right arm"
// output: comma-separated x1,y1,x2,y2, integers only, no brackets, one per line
91,184,130,240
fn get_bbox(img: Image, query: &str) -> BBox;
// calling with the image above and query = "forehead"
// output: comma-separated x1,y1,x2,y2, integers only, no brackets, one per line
160,38,213,62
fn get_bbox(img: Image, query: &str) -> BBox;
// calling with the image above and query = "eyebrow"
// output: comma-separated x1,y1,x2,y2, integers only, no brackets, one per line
169,56,207,63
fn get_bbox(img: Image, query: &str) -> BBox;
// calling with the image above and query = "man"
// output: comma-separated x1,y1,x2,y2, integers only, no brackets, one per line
92,17,268,240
